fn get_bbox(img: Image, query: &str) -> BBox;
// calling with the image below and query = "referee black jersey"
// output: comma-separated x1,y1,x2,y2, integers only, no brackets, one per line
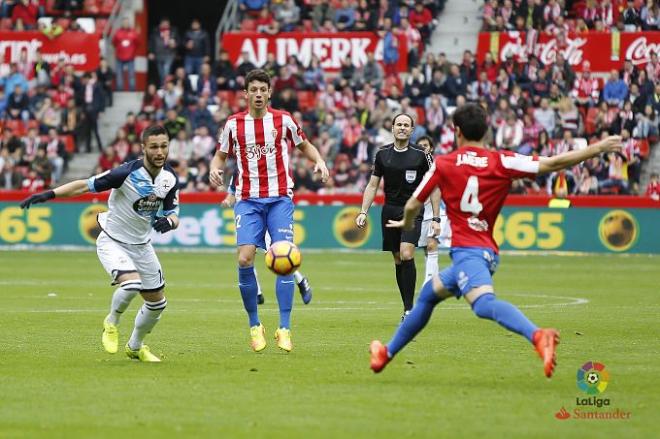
372,144,433,206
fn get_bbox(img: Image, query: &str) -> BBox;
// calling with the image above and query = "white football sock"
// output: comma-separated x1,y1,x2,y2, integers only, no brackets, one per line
128,298,167,350
424,250,439,283
293,271,303,283
107,280,141,325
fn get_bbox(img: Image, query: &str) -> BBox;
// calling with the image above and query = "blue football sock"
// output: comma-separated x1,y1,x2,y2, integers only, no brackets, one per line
471,293,538,342
238,266,260,327
275,274,294,329
387,278,443,357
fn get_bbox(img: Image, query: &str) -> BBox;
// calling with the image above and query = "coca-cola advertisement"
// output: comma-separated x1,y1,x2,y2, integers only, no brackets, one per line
0,31,101,72
221,32,408,73
477,32,660,72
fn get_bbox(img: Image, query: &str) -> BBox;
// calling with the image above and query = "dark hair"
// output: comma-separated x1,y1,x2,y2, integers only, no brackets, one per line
416,135,434,148
392,112,414,127
245,69,271,89
451,103,488,142
141,124,170,143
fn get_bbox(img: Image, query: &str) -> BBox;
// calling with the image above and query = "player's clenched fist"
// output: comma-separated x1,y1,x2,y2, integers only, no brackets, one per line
209,168,224,189
356,211,368,228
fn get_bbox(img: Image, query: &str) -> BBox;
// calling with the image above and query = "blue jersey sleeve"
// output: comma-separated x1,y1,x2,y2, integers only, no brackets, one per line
86,162,133,193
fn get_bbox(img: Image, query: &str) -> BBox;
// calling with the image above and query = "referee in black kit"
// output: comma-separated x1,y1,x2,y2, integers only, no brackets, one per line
356,113,440,320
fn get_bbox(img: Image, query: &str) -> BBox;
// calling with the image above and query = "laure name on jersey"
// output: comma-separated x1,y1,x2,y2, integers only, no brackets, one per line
456,151,488,168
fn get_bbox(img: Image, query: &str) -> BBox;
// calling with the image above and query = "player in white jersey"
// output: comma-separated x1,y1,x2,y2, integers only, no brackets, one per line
20,125,179,362
415,136,451,283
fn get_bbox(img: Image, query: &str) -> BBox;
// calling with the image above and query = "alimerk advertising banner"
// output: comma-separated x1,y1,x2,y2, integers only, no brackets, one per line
0,31,101,72
0,202,658,253
476,31,660,72
221,32,408,73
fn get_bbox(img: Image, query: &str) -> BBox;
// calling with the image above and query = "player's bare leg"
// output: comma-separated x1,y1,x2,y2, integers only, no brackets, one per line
125,289,167,362
102,272,141,354
371,275,452,373
465,287,559,378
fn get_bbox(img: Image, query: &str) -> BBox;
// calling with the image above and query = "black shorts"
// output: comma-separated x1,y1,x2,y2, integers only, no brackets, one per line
380,204,423,252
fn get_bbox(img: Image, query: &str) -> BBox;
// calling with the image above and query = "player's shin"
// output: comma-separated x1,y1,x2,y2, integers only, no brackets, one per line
275,274,294,329
107,279,141,324
127,296,167,350
387,279,443,357
471,293,538,342
238,266,260,326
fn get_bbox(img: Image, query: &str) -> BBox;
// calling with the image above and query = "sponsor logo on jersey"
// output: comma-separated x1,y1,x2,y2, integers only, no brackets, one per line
133,194,163,216
456,151,488,168
245,143,277,160
405,170,417,183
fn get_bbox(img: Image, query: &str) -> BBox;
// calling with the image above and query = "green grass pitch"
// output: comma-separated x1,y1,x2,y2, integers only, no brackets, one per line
0,250,657,438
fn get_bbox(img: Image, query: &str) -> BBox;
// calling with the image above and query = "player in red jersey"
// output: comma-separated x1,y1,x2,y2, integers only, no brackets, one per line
210,69,328,353
370,103,622,378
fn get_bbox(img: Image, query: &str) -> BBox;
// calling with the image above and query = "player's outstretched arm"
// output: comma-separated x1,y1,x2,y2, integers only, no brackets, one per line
209,150,227,191
386,196,423,231
356,175,380,228
20,179,90,209
297,140,329,183
538,135,622,174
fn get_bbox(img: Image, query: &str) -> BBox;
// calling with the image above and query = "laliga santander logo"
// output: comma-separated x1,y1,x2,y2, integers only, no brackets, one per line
499,33,587,66
577,361,609,395
625,37,660,65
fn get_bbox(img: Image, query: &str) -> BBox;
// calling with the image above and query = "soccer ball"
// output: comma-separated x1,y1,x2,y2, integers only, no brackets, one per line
265,241,302,276
587,372,599,384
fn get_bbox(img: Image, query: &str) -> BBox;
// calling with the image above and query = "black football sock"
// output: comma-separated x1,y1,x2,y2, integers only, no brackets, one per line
395,263,405,305
399,259,417,311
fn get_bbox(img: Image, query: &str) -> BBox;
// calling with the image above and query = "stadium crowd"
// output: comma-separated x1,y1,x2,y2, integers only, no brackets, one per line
1,0,659,197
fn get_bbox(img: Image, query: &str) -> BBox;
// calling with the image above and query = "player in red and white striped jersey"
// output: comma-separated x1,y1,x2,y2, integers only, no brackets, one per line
370,103,623,378
209,69,328,353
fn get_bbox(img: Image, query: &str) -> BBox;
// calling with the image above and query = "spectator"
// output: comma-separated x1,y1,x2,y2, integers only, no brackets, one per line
302,55,326,91
98,146,121,171
191,125,214,161
78,72,104,152
169,129,194,163
61,98,81,149
496,112,523,150
196,62,217,100
187,97,213,131
36,96,61,134
379,18,399,77
255,7,279,34
444,64,467,106
31,147,52,183
96,57,114,107
11,0,39,30
623,0,642,31
603,70,629,107
398,17,423,68
600,152,629,194
163,108,187,139
112,17,139,92
622,129,642,193
161,80,182,111
409,2,433,42
534,97,556,136
239,0,268,18
274,0,300,32
183,18,210,76
41,127,66,183
110,127,130,162
214,50,236,90
148,18,179,86
141,83,164,119
20,127,41,165
7,84,30,121
646,172,660,200
2,63,29,99
634,104,659,139
334,0,356,30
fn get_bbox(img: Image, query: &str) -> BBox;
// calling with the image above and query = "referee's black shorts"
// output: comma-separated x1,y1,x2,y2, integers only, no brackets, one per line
380,204,423,252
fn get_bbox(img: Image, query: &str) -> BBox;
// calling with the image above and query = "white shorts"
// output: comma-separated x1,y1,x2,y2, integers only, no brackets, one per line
418,216,452,248
96,232,164,291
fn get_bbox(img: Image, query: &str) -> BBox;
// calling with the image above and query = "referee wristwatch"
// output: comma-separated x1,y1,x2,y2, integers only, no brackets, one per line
431,217,442,223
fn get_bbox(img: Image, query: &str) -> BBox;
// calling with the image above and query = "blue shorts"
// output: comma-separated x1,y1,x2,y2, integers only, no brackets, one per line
439,247,500,298
234,197,294,249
